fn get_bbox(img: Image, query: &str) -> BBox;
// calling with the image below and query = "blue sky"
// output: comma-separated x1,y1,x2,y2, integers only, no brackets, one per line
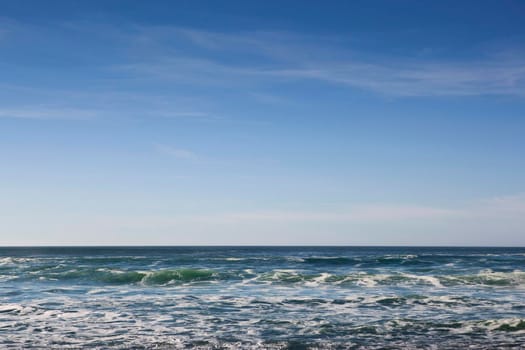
1,0,524,245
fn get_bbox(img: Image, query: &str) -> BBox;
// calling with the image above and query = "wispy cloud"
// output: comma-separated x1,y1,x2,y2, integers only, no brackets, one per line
265,60,525,97
86,194,525,227
219,194,525,224
121,27,525,97
152,110,226,122
216,205,459,223
156,111,210,118
154,143,198,160
6,194,525,245
4,19,525,111
467,193,525,217
0,107,98,120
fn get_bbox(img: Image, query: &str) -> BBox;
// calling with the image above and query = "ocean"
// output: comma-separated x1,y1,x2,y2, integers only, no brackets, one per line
0,246,524,349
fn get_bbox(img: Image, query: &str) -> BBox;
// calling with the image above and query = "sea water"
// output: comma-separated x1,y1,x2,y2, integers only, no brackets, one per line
0,246,524,349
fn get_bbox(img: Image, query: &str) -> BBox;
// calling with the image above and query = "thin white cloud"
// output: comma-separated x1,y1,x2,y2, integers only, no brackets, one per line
117,57,262,87
466,193,525,217
0,107,98,120
216,205,459,223
156,111,210,118
266,60,525,97
154,143,197,160
5,20,525,98
71,194,525,229
121,27,525,97
219,194,525,223
152,111,226,122
4,194,525,245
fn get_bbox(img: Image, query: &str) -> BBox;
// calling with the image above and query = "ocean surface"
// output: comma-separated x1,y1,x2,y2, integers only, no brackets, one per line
0,246,524,349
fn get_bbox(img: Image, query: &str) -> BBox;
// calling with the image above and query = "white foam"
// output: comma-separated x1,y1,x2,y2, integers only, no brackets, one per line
400,273,444,287
87,288,110,295
355,277,378,287
304,273,332,287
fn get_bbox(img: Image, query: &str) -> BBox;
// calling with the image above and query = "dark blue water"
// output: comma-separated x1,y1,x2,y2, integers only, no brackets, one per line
0,246,524,349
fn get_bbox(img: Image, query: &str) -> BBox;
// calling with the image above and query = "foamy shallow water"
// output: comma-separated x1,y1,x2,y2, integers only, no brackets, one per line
0,246,524,349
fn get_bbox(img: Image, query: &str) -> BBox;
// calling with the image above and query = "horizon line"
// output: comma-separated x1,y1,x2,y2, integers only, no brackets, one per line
1,244,523,248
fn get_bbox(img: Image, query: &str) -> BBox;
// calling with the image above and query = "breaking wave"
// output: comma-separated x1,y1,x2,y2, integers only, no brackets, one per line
6,266,524,287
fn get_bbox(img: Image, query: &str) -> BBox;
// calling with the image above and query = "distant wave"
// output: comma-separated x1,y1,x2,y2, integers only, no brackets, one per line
6,266,524,287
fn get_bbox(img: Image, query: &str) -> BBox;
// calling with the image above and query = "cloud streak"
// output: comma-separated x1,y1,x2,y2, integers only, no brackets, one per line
76,194,525,230
154,143,198,160
4,194,525,245
0,107,98,120
120,27,525,97
215,205,459,223
265,60,525,97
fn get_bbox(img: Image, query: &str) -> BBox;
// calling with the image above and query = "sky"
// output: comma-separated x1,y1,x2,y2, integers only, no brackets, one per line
1,0,524,246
